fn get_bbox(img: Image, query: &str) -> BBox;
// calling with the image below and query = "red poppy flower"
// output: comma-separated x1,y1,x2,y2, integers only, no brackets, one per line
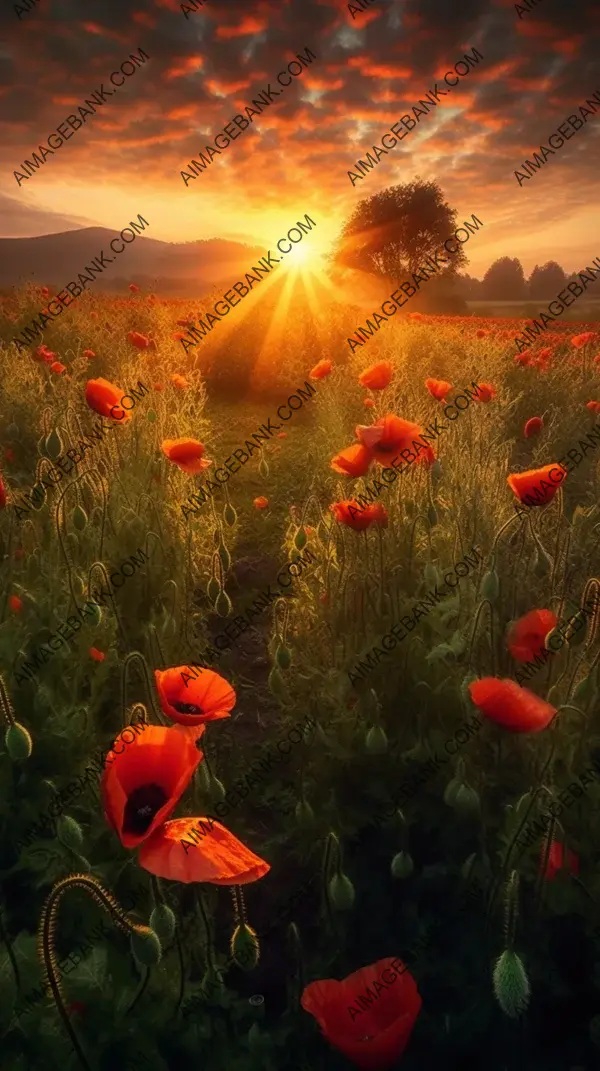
329,500,387,531
364,398,375,408
82,349,95,359
425,378,451,402
586,401,600,414
170,374,189,389
40,286,50,298
127,331,150,350
154,666,236,726
172,332,187,342
138,817,270,885
330,443,374,478
507,464,565,508
540,841,579,881
160,438,213,475
0,476,6,509
469,677,557,732
524,416,543,438
507,609,557,663
310,359,333,380
9,594,22,613
85,378,131,423
358,362,393,391
50,361,66,374
476,329,487,338
514,354,531,367
537,347,553,360
154,383,164,391
301,957,422,1071
101,724,204,850
254,496,269,509
356,414,434,467
474,382,495,402
368,503,388,528
89,647,105,662
176,319,194,328
129,283,141,293
33,344,53,363
277,431,288,438
571,332,595,348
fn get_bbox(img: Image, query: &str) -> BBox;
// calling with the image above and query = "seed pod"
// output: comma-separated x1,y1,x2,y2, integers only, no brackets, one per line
328,872,355,911
224,503,237,527
492,949,530,1019
366,725,388,754
57,815,84,851
207,576,221,602
130,927,162,967
149,904,176,943
294,528,307,551
5,722,33,760
45,429,63,460
275,644,292,670
424,562,439,588
215,591,232,617
87,601,102,625
230,922,260,970
146,409,157,423
391,851,414,879
481,569,499,601
31,484,46,510
218,544,231,573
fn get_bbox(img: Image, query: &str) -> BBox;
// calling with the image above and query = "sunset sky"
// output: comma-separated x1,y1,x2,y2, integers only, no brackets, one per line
1,0,599,278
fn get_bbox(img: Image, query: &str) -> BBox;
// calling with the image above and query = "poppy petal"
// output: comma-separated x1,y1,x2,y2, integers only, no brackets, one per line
138,817,270,884
155,666,236,725
469,677,557,732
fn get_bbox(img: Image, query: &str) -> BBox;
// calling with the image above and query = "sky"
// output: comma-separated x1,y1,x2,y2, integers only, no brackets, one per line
1,0,599,279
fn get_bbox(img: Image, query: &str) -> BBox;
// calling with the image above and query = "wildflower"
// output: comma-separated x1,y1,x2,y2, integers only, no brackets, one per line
170,374,189,389
50,361,66,374
277,432,288,439
571,332,595,348
160,439,213,475
330,500,387,531
507,464,565,509
363,398,375,408
476,329,487,338
254,496,269,510
127,331,150,350
469,677,557,732
172,333,187,342
40,286,50,298
586,401,600,414
356,414,435,467
514,354,531,367
82,349,96,359
89,647,105,662
537,347,553,361
154,383,164,391
358,361,392,391
85,378,131,423
301,957,422,1070
310,359,333,380
101,725,206,850
330,443,374,478
138,817,270,884
474,382,495,402
523,417,543,437
425,377,452,402
155,666,236,727
507,609,557,663
9,594,23,613
129,283,141,293
540,841,579,881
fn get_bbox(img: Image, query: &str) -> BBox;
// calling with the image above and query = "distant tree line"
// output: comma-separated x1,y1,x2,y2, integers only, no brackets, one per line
456,258,588,301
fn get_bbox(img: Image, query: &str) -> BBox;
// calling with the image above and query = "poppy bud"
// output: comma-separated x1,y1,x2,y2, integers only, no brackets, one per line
481,569,499,601
57,815,84,851
443,777,462,808
275,644,291,670
45,429,63,459
268,667,287,698
223,503,237,527
492,949,530,1018
150,903,176,943
391,851,414,879
427,505,438,526
73,574,85,597
31,484,46,509
207,576,221,602
431,459,443,481
230,922,260,970
218,545,231,573
295,799,315,827
365,725,388,754
215,591,232,617
130,927,162,968
294,528,307,551
454,784,480,816
424,562,440,588
5,722,33,760
87,602,102,625
146,410,157,423
328,872,355,911
7,422,19,438
258,456,269,478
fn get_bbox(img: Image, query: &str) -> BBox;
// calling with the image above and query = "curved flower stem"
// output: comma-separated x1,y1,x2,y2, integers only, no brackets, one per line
38,873,157,1071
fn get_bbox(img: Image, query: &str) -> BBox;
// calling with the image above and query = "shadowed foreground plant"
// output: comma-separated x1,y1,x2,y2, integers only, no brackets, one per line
38,873,161,1071
492,871,530,1019
0,675,32,760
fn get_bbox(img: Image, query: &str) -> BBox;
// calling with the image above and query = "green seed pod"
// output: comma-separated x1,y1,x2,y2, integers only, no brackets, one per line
31,484,46,510
73,574,85,597
428,505,438,527
230,922,260,970
130,927,162,967
5,722,33,760
328,872,355,911
294,528,307,551
218,544,231,573
391,851,414,879
295,799,315,827
481,569,499,601
207,576,221,602
149,903,176,943
424,562,439,588
57,815,84,851
223,502,237,527
275,644,292,670
215,591,232,617
365,725,388,755
492,949,530,1019
454,784,480,816
146,409,157,423
443,777,462,808
45,429,63,460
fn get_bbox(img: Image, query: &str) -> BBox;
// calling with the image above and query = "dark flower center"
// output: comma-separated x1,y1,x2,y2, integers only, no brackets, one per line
123,784,168,836
172,701,204,716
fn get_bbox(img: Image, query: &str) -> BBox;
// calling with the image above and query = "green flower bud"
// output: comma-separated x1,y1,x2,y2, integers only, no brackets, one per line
428,505,438,527
45,429,63,460
149,904,176,943
424,562,439,588
391,851,414,879
130,927,162,967
294,528,307,551
443,777,462,808
7,422,19,439
207,576,221,602
223,503,237,527
57,815,84,851
492,949,530,1018
73,574,85,597
454,784,480,816
275,644,291,670
146,409,157,423
215,591,232,617
295,799,315,827
86,601,102,626
5,722,33,760
328,872,355,911
230,922,260,970
218,545,231,573
366,725,388,754
481,569,499,601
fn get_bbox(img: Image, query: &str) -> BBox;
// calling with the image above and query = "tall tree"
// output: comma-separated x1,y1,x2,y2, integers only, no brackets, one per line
331,179,468,282
481,257,526,300
528,261,567,299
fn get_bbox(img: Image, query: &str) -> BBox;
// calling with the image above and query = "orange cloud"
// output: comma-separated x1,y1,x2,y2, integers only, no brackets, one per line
216,16,268,40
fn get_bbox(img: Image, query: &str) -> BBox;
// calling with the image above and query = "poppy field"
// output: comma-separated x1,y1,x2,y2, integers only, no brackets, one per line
2,284,600,1071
